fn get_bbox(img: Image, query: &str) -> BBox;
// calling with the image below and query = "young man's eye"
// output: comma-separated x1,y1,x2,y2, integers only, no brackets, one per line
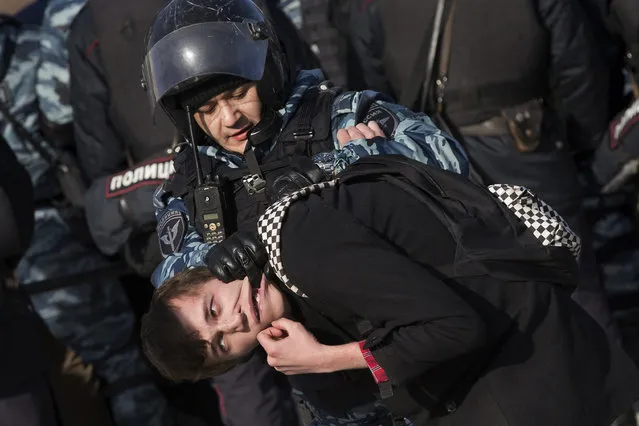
210,304,218,317
219,335,227,352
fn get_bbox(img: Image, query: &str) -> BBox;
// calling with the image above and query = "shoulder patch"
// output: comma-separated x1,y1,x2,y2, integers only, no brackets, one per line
363,103,398,137
105,156,175,198
157,210,186,256
610,101,639,150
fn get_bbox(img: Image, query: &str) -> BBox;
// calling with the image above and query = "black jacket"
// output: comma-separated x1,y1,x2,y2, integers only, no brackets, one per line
68,5,130,181
277,179,639,425
349,0,610,150
0,136,50,395
0,136,34,264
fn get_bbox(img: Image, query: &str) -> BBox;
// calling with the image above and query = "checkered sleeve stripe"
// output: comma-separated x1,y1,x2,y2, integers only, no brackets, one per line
257,180,339,298
359,341,389,384
488,184,582,261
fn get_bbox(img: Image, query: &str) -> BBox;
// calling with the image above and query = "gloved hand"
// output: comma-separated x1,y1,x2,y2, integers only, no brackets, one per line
270,156,326,201
204,231,269,288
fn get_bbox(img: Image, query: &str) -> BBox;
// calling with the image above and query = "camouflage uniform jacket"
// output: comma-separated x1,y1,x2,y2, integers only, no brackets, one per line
151,69,469,287
1,0,84,202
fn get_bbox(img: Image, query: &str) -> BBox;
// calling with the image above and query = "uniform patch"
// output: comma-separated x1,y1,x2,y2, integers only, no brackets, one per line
157,210,186,256
106,156,175,198
610,101,639,150
363,104,398,137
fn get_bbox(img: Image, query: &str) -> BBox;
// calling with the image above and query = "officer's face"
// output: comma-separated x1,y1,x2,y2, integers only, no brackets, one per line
170,275,287,361
193,82,262,154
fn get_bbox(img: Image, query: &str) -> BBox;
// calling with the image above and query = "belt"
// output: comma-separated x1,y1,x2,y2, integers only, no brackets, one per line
458,115,511,137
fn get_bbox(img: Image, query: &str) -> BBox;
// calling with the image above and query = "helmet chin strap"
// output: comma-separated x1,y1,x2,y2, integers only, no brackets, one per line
185,105,204,186
242,107,282,201
247,107,282,148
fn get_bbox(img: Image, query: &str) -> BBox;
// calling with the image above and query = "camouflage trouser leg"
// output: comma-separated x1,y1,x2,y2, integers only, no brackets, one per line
292,390,412,426
16,209,171,426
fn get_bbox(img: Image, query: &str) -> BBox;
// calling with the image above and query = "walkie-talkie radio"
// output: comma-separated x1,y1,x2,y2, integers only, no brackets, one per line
185,106,228,244
193,177,227,244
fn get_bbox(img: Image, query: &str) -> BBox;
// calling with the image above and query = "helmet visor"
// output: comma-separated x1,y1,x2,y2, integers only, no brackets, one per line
142,21,268,112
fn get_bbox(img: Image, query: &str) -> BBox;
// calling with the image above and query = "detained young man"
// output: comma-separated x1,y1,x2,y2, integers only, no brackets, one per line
142,166,639,426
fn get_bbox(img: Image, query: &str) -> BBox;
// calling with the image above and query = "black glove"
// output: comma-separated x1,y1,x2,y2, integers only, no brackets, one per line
204,231,269,288
270,156,326,201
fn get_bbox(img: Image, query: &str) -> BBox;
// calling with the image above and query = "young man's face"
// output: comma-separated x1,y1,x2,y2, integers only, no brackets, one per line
193,82,262,154
170,275,287,361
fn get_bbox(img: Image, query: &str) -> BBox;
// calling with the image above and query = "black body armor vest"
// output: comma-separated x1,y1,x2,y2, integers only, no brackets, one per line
168,83,341,236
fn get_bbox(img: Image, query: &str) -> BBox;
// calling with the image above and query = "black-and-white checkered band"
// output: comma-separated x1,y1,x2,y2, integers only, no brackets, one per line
257,180,338,297
257,181,582,297
488,184,582,261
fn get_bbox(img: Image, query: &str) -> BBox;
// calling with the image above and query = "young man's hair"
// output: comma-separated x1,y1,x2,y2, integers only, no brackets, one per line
141,267,242,382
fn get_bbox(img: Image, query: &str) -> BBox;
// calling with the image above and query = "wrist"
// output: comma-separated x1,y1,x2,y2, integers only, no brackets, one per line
319,342,367,374
316,344,339,373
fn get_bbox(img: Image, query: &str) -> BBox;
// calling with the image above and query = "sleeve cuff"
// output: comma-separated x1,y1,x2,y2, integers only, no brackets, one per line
359,340,388,384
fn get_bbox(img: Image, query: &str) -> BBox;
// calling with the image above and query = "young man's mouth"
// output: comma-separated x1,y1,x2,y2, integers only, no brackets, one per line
250,276,266,323
251,288,260,322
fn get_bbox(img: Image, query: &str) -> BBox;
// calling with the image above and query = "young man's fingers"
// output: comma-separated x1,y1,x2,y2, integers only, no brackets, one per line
355,123,376,139
257,329,279,351
367,120,386,138
270,317,301,332
266,355,278,369
266,326,287,339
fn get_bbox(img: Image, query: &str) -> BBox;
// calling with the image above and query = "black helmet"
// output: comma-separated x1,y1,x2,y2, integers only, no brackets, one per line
141,0,291,139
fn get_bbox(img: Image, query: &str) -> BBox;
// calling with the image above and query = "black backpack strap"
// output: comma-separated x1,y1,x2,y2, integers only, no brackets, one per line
278,81,341,157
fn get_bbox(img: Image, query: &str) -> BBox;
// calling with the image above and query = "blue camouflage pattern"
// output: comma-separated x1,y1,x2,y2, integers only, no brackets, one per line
35,0,84,125
293,389,414,425
1,7,170,426
151,68,468,286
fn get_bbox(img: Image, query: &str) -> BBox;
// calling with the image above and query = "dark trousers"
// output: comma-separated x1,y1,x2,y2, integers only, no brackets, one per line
0,376,58,426
463,134,620,340
212,350,300,426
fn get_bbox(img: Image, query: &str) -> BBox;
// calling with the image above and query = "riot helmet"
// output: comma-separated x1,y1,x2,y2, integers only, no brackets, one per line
141,0,292,143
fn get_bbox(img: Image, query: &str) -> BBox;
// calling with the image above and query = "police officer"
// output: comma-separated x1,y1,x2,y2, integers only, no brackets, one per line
69,0,180,277
68,0,319,424
0,7,172,426
69,0,318,278
348,0,620,339
142,0,467,424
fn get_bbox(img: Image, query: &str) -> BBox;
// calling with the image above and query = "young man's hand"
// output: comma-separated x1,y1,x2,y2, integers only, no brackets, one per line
336,121,385,147
257,318,332,375
257,318,367,375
